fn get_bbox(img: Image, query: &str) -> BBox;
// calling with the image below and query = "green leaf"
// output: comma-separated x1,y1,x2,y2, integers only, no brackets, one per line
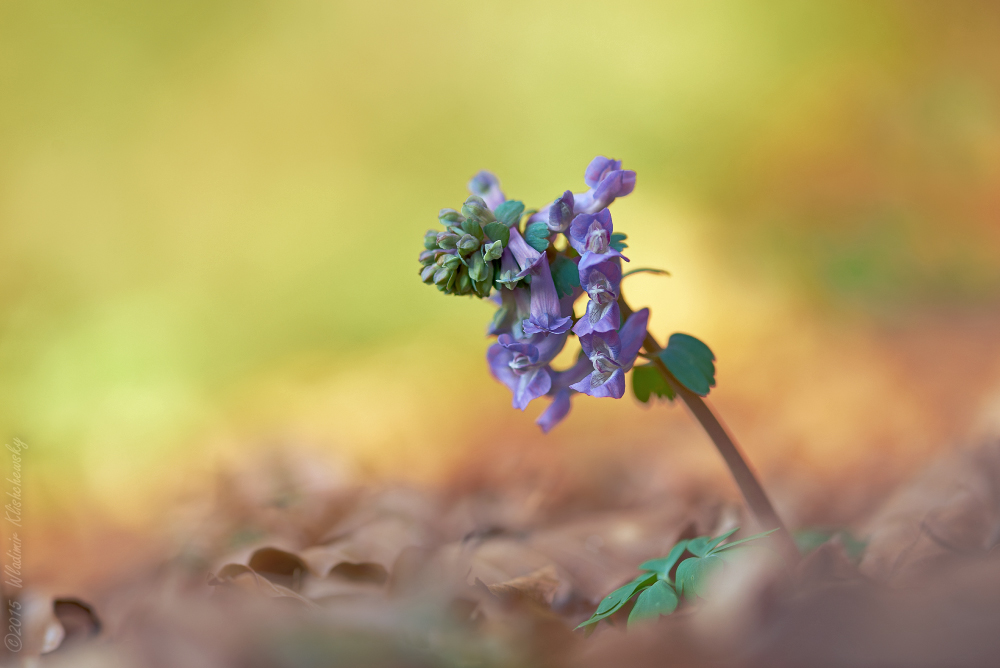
675,554,724,599
627,581,678,627
494,200,525,227
631,364,675,403
576,573,656,629
712,528,780,552
483,221,510,247
705,528,740,553
610,232,628,252
524,222,550,252
622,267,670,278
550,255,581,299
657,333,716,397
639,540,688,580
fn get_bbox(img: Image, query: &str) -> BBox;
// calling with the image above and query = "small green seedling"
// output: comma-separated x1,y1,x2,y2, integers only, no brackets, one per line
576,527,779,631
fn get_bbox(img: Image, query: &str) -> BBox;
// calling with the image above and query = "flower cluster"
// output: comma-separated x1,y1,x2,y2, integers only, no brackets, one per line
418,156,649,432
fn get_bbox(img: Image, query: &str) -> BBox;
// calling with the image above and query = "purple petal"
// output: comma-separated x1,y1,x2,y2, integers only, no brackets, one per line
578,330,622,361
572,300,620,337
547,190,575,232
468,170,506,211
487,344,519,393
618,308,650,370
578,249,629,272
584,156,621,188
536,389,572,433
513,366,551,410
568,209,614,254
568,368,626,399
522,256,572,335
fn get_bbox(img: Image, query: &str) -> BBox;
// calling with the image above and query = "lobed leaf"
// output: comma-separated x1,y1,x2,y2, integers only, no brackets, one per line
483,221,510,247
610,232,628,252
675,554,724,599
524,222,550,252
494,200,525,227
658,333,716,397
632,364,675,404
627,581,678,628
550,255,581,299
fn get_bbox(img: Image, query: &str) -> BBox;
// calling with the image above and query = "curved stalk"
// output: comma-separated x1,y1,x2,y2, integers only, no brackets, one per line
619,298,800,565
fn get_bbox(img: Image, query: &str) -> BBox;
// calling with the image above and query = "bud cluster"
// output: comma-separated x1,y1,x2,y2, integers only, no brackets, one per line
418,195,523,298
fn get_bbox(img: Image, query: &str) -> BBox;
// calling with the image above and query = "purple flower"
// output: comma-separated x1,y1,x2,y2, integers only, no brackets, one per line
570,309,649,399
488,336,551,410
569,209,629,272
522,259,573,335
546,190,575,233
573,157,636,215
572,260,622,337
468,171,505,211
488,286,530,337
488,332,569,410
507,227,547,276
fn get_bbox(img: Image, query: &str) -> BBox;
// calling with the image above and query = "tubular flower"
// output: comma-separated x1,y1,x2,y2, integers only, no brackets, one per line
468,171,505,211
573,156,637,215
573,260,622,337
568,209,629,272
570,309,649,399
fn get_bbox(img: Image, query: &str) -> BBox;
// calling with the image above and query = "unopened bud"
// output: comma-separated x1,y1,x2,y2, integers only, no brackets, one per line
460,217,485,241
424,230,439,250
420,264,436,283
467,250,488,282
461,196,495,222
457,234,480,255
439,208,465,225
436,232,460,249
456,266,473,294
419,250,436,265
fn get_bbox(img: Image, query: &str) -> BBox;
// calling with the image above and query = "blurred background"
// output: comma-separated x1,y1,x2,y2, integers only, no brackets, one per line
3,1,1000,591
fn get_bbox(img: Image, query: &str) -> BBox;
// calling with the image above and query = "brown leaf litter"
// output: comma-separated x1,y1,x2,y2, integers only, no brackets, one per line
11,441,1000,667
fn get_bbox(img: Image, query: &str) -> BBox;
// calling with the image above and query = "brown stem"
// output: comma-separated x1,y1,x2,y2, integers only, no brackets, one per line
620,299,800,564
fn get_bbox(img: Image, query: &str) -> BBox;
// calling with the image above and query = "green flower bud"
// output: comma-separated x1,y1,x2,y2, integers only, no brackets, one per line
420,264,436,283
433,265,453,286
436,232,459,249
461,196,495,223
440,254,462,270
455,266,473,294
438,208,465,225
419,250,436,265
456,234,480,256
474,260,495,298
424,230,439,250
482,240,503,261
467,250,488,282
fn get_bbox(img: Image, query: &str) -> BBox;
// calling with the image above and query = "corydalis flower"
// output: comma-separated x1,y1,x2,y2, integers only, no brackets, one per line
468,171,505,211
546,190,575,233
507,228,572,336
573,260,622,337
574,157,636,215
569,209,629,271
487,332,567,410
570,308,649,399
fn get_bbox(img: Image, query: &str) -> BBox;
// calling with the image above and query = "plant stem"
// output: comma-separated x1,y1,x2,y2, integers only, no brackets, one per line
619,299,800,565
